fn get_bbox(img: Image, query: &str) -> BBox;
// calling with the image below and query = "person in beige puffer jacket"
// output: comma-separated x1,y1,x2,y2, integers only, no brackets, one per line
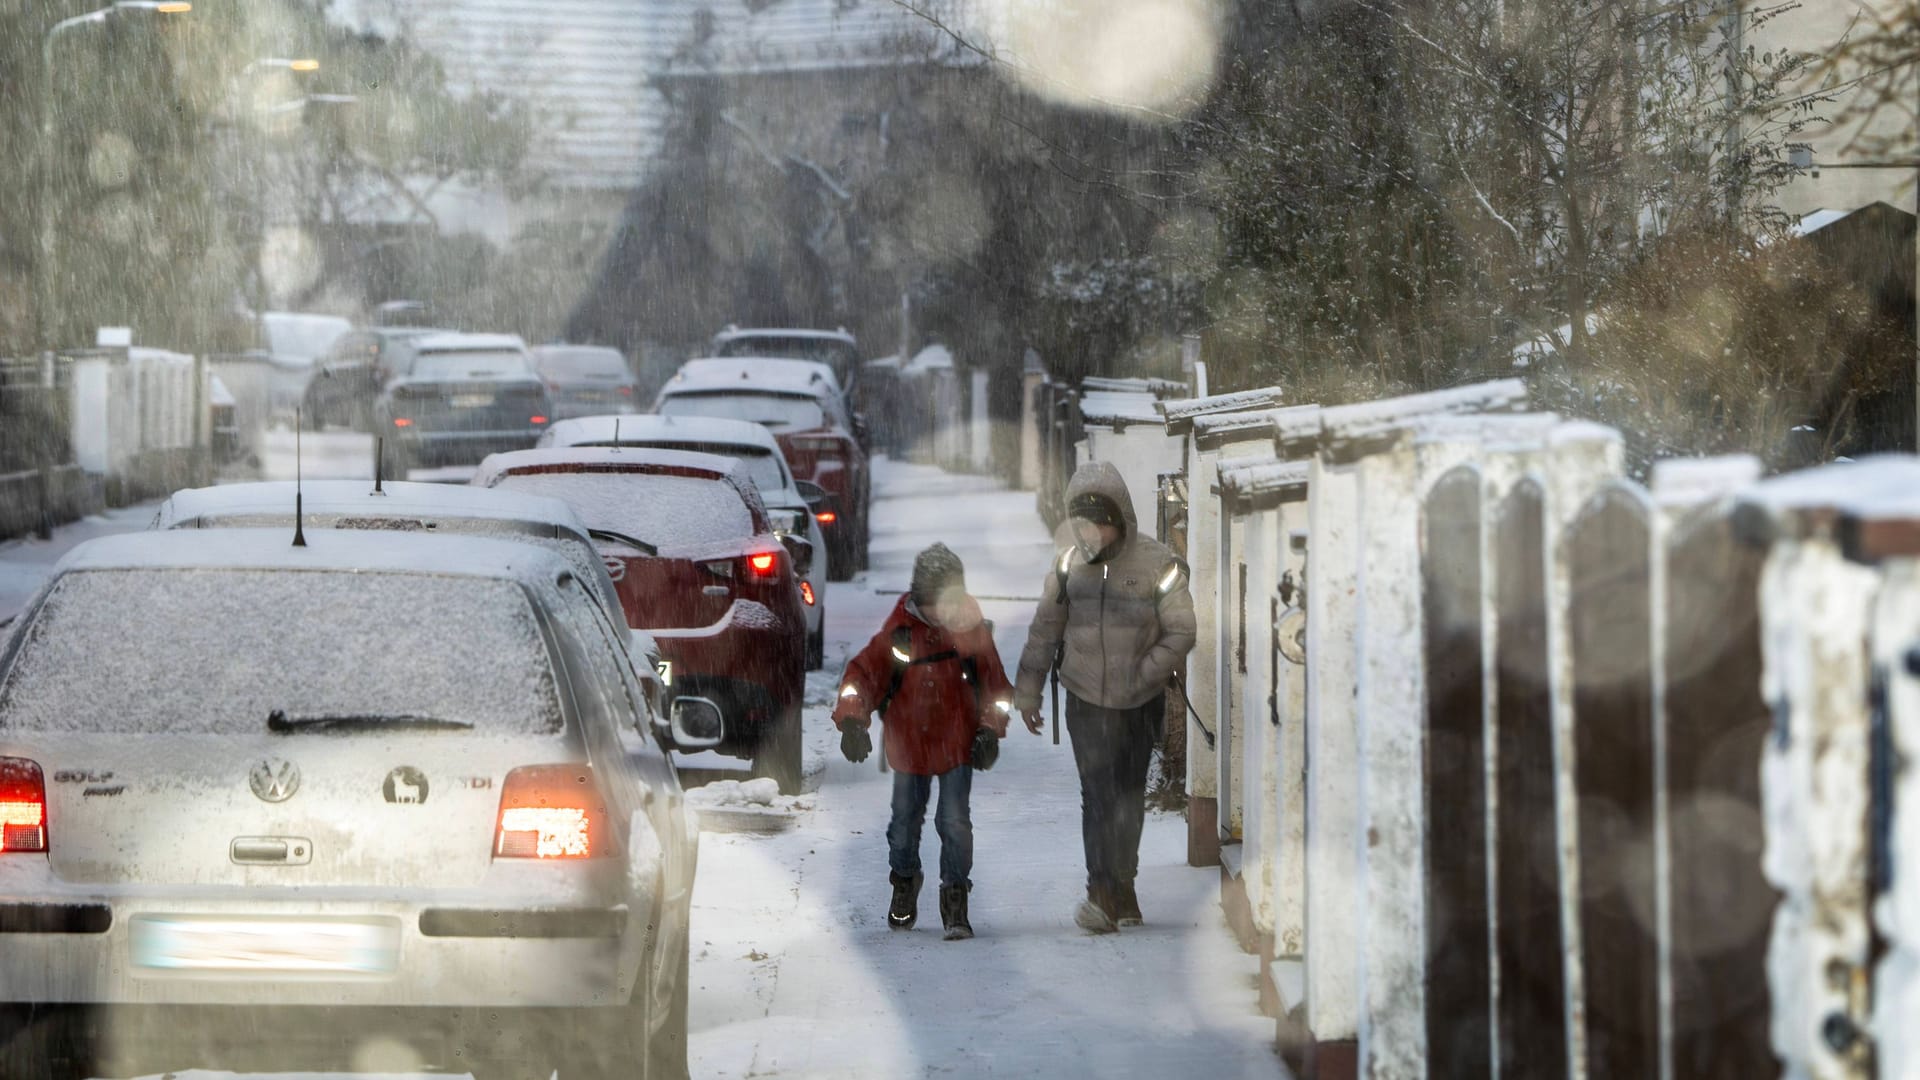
1014,460,1196,933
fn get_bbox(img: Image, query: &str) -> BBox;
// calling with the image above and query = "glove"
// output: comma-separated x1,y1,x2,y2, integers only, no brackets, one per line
969,727,1000,771
840,724,872,764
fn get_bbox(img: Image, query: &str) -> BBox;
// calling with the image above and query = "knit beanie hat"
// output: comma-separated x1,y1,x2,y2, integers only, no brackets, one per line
910,542,966,607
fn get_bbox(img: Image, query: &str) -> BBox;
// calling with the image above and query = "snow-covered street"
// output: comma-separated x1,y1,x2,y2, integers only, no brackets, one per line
684,458,1282,1079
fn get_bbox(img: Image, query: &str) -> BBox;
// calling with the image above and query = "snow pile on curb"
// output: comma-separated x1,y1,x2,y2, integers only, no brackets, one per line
687,779,818,833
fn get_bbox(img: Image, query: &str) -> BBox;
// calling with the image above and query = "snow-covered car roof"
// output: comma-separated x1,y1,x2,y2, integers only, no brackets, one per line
675,357,842,394
713,326,857,347
657,364,833,399
151,480,590,531
49,527,576,584
408,332,529,354
473,447,772,530
148,481,625,617
539,414,784,455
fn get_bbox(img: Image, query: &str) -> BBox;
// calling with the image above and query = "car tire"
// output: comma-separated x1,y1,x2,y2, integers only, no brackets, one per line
752,703,804,795
806,626,825,671
645,938,691,1080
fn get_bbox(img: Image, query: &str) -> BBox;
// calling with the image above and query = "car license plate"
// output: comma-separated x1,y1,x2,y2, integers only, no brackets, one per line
130,915,400,974
450,393,493,409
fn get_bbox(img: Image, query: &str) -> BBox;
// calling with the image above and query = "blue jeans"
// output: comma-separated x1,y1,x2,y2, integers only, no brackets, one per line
887,766,973,889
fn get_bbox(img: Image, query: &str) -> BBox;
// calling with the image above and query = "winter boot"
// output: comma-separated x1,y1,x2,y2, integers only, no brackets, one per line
1115,882,1143,928
940,884,973,941
888,871,923,930
1073,885,1117,934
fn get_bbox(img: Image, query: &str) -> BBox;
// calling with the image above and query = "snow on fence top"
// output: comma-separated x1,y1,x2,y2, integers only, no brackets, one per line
1080,375,1189,397
1649,454,1764,509
1317,379,1528,459
1158,386,1286,435
1218,459,1312,512
1270,405,1326,459
1736,454,1920,560
1079,389,1166,429
1410,411,1562,450
1193,407,1288,450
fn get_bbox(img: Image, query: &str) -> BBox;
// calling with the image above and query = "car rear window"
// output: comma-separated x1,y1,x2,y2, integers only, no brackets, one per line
410,350,530,379
537,348,628,379
658,391,826,431
582,443,785,493
0,569,561,735
492,472,756,552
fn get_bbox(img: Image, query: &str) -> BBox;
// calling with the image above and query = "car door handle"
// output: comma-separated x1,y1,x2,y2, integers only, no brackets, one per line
230,837,312,865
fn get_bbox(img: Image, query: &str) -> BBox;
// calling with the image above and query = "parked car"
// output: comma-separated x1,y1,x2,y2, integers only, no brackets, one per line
0,529,696,1080
710,325,862,395
259,311,353,424
537,414,831,668
473,447,808,792
301,324,448,431
653,363,872,576
148,479,666,709
532,345,640,420
375,333,554,478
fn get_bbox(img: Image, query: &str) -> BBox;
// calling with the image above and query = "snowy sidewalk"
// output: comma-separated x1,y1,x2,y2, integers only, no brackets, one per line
686,458,1284,1079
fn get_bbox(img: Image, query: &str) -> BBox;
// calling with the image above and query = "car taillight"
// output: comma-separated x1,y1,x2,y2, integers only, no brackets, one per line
748,552,778,577
393,417,412,428
0,758,48,854
494,764,608,860
619,386,634,396
530,415,548,425
816,511,838,525
801,581,816,606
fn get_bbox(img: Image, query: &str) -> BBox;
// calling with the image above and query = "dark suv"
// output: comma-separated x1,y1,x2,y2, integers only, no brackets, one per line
301,325,447,431
376,333,554,477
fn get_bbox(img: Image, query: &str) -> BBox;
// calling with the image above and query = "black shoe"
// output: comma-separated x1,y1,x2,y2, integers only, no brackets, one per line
1074,886,1117,934
1115,882,1143,928
940,884,972,941
888,871,923,930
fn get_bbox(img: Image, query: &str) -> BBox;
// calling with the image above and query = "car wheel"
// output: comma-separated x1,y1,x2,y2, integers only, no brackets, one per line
645,938,691,1080
752,703,804,795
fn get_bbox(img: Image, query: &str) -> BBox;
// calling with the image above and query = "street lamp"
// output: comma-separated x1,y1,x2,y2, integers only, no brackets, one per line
235,58,321,345
36,0,191,351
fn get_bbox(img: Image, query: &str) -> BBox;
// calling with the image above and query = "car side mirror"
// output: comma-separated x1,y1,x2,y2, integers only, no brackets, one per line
793,480,829,508
781,534,814,577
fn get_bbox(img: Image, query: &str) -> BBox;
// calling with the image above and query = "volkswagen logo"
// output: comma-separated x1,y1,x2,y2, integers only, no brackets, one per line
249,759,301,803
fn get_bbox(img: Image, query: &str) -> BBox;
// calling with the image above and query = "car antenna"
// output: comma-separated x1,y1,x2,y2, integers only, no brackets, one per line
372,434,386,495
292,407,308,547
613,417,621,450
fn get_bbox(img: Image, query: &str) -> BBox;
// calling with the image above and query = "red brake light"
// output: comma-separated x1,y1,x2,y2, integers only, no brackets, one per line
530,415,549,425
619,386,633,396
494,764,607,860
801,580,816,606
816,511,837,525
392,417,412,428
748,552,778,576
0,758,48,854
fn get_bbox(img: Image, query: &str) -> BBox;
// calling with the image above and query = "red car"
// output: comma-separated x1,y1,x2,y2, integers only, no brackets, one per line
474,446,808,792
653,361,872,577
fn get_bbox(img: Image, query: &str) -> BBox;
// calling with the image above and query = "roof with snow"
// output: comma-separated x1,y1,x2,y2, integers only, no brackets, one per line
411,332,530,353
151,480,590,533
658,364,834,398
1218,459,1311,512
663,0,975,79
55,528,575,583
713,327,858,347
1192,408,1284,451
474,445,747,483
538,413,784,455
677,356,843,392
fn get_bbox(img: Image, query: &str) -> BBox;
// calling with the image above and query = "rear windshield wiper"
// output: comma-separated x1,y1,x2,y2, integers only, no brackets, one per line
267,710,473,734
589,528,659,557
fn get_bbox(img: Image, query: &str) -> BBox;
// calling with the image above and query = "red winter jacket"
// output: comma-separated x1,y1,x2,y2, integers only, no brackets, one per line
832,594,1013,775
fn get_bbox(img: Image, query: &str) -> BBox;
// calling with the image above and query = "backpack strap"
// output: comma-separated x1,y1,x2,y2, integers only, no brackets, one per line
875,623,962,718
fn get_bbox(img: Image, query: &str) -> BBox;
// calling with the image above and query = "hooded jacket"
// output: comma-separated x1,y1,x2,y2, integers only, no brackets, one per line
833,593,1013,775
1014,461,1197,712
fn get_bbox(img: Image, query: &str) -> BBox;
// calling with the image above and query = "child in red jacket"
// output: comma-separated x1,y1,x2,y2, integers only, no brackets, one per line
832,543,1016,940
